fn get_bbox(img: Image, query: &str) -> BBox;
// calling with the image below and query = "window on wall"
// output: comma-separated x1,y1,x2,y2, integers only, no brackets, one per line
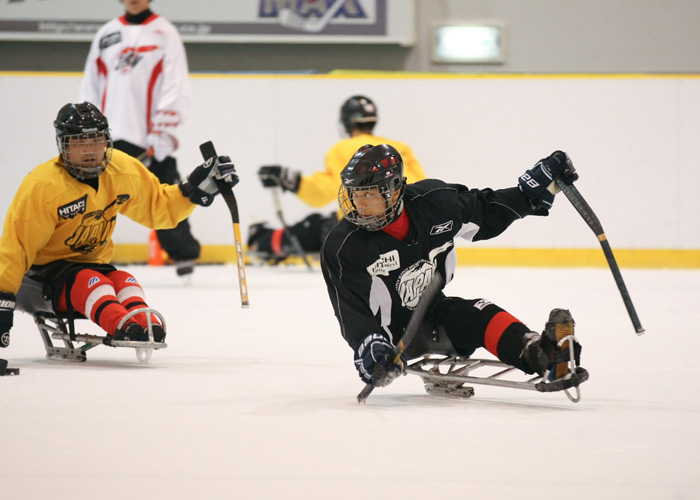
432,24,505,64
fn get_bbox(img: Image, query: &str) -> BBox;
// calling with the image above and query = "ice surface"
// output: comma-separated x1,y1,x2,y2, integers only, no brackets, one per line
2,264,699,499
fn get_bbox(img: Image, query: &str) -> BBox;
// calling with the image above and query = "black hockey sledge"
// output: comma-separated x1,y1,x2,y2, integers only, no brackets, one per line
406,334,589,403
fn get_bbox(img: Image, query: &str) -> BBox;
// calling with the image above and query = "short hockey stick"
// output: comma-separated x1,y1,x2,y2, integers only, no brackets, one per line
199,141,250,308
357,273,445,404
270,187,313,271
278,0,345,32
554,179,644,335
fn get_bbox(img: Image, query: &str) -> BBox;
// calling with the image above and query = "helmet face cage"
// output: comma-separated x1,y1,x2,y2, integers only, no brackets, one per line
339,177,404,231
54,102,113,179
57,132,113,179
339,144,405,231
340,95,378,135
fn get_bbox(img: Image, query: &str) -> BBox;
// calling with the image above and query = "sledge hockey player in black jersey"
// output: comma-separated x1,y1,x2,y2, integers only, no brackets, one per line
0,102,238,353
320,143,584,395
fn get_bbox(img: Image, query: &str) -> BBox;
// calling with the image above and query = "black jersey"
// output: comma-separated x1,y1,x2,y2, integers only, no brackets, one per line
320,179,547,351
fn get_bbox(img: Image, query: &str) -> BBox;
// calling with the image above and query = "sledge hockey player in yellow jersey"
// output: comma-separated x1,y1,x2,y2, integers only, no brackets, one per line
250,95,426,261
0,102,238,349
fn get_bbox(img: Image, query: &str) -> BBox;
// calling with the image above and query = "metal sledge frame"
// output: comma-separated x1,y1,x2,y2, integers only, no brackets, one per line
34,307,167,364
407,334,589,403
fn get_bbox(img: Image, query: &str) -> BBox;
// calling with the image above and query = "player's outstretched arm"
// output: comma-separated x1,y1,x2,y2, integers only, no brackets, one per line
179,155,239,206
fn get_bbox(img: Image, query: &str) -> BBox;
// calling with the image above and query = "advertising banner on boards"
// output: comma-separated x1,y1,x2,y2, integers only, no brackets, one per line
0,0,415,45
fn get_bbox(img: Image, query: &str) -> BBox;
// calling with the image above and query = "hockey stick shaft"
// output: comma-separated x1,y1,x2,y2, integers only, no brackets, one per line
555,179,644,335
271,187,313,271
357,273,445,403
199,141,250,308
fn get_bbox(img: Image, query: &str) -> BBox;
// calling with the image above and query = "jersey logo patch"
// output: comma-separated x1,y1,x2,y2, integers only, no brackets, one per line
367,250,400,277
430,220,453,235
473,299,493,311
57,195,88,220
88,277,100,288
100,31,122,50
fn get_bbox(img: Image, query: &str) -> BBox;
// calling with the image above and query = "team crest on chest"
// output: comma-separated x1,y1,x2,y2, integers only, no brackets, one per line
57,195,88,220
396,260,435,310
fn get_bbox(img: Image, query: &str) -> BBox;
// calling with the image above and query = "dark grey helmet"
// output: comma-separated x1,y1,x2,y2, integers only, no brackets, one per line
340,95,378,135
54,102,113,178
338,144,405,231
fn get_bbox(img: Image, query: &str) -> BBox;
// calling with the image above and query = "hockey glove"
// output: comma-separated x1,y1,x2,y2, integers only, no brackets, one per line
0,292,16,348
146,131,178,162
258,165,301,193
518,151,578,210
354,334,407,386
179,155,239,207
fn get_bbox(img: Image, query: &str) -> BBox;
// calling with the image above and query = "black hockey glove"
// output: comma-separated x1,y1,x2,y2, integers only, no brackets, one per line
0,292,16,348
179,155,239,207
258,165,301,193
518,151,578,210
353,334,406,386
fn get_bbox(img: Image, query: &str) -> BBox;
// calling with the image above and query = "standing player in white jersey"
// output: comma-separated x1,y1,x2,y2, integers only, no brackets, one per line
80,0,199,278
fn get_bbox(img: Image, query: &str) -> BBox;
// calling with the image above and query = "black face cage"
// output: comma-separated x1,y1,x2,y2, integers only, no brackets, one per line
57,131,113,179
338,176,404,231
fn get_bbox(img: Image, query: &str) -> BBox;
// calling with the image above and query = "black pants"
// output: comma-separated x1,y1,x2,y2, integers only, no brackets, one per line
404,296,535,374
113,140,200,261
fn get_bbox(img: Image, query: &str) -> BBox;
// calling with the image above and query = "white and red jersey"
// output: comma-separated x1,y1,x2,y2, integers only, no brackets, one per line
80,13,191,149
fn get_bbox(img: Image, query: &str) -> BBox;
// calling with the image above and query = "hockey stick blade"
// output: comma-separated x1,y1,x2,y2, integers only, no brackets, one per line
555,178,644,335
357,272,445,404
199,141,250,308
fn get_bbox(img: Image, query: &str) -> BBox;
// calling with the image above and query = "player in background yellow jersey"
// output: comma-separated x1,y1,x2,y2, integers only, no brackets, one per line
250,95,426,261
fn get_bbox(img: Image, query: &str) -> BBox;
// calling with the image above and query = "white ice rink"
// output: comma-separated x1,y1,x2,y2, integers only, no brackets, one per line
2,264,699,500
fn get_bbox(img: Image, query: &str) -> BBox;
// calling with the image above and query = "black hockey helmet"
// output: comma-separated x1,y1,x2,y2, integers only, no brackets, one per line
340,95,378,135
54,102,113,179
338,144,406,231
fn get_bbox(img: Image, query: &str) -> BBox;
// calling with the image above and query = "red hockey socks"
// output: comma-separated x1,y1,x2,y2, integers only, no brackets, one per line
106,270,160,328
57,269,129,335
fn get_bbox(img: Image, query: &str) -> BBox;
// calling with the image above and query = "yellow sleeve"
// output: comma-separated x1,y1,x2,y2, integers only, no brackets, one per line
0,178,55,294
112,151,196,229
296,141,351,208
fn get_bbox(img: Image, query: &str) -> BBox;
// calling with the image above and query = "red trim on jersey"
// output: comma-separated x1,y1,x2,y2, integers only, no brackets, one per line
118,16,129,25
96,58,109,110
142,14,160,25
382,209,410,240
146,58,164,132
484,311,520,356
